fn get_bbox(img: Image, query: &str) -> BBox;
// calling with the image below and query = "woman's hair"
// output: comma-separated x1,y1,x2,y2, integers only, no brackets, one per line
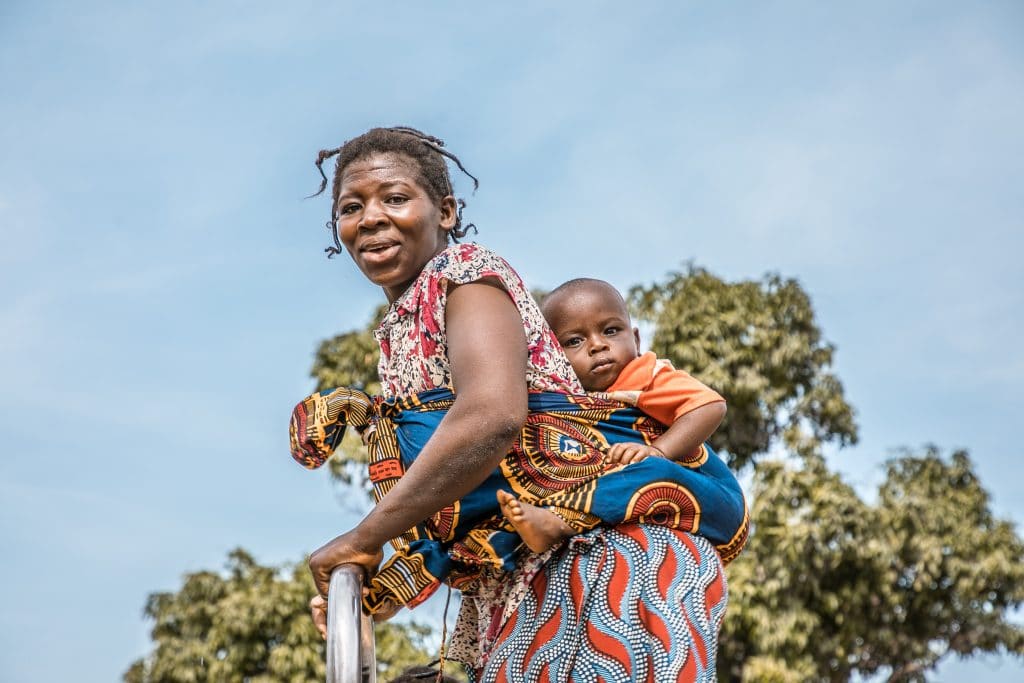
310,126,480,257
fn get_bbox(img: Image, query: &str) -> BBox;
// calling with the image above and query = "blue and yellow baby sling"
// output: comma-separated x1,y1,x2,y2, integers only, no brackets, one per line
290,387,749,613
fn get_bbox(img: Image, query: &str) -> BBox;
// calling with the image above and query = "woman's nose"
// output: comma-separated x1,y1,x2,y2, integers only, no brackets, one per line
358,199,387,229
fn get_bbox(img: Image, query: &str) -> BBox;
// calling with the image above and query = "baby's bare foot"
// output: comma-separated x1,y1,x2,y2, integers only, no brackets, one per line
497,490,575,553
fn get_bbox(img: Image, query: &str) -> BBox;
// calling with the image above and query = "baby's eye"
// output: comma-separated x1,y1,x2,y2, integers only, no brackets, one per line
562,337,583,348
604,326,620,336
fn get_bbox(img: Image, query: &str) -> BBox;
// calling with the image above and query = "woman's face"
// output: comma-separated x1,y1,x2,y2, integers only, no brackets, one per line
336,152,456,302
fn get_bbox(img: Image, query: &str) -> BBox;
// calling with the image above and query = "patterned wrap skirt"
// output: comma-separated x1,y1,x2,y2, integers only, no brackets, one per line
475,524,728,682
290,387,748,619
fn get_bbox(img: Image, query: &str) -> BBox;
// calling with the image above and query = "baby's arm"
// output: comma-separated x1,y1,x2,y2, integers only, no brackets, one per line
606,402,726,463
606,358,726,464
651,401,726,461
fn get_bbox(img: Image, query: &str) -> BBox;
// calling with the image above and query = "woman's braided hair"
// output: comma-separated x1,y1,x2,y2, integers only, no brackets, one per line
310,126,480,257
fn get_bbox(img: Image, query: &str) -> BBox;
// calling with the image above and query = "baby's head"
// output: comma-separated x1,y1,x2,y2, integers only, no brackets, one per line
541,278,641,391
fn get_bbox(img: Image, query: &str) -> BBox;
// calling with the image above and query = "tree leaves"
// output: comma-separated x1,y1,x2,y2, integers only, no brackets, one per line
127,264,1024,682
720,449,1024,681
311,305,386,396
629,265,857,469
124,551,436,682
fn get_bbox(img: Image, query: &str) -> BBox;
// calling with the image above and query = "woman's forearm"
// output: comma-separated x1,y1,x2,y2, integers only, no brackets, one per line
352,280,529,550
355,396,524,546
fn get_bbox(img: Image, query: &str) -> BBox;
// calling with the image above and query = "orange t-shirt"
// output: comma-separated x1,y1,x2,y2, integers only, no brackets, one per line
606,351,724,427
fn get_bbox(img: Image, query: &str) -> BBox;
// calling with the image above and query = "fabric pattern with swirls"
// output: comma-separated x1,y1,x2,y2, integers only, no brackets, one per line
289,386,748,614
477,525,727,683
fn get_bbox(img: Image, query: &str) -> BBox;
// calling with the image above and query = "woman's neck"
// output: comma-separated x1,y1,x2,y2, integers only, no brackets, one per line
383,243,451,303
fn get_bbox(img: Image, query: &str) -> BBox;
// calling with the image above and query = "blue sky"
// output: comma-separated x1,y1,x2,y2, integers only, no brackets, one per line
1,1,1022,681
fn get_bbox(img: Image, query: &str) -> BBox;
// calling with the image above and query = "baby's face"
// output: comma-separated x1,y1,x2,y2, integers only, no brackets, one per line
544,285,640,392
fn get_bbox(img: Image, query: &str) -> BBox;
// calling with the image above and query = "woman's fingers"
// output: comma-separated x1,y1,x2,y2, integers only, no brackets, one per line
308,549,335,598
373,600,402,623
309,594,328,640
310,584,385,638
308,532,384,597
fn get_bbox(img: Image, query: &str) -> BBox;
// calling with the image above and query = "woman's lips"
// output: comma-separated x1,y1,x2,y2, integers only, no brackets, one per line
359,241,400,265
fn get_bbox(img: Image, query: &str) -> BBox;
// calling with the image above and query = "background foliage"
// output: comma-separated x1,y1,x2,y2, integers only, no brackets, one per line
127,267,1023,682
124,550,435,683
629,266,857,470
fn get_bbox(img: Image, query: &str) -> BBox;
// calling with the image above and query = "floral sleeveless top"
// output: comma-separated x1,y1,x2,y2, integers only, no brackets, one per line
373,243,581,397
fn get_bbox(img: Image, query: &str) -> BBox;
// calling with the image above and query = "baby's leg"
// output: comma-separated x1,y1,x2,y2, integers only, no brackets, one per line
497,490,575,554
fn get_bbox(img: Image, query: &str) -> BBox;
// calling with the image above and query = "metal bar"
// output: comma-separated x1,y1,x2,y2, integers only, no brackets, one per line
326,564,375,683
360,609,377,683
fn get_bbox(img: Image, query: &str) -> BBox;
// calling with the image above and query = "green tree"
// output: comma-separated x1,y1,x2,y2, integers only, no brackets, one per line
872,448,1024,679
629,265,857,469
128,265,1024,682
720,448,1024,682
311,304,385,395
124,549,435,682
630,267,1023,680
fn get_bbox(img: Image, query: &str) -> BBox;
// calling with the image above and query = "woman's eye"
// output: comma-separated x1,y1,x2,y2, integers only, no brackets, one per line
385,194,408,205
340,203,360,215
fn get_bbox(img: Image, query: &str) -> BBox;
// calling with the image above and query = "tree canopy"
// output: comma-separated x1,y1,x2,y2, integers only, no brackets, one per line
124,549,436,683
719,448,1024,682
127,265,1024,682
629,265,857,470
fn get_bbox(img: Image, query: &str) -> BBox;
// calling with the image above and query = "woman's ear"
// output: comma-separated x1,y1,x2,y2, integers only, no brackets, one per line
439,195,458,231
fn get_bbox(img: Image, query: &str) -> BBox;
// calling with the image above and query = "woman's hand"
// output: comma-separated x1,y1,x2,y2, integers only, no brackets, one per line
373,599,402,623
606,442,665,464
308,530,384,598
309,594,329,640
308,593,400,640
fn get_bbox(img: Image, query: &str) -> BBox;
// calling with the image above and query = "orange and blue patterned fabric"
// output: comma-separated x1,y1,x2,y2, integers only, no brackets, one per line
480,525,727,682
290,386,748,613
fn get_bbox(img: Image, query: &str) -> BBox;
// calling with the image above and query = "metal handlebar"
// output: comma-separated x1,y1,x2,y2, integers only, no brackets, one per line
326,565,376,683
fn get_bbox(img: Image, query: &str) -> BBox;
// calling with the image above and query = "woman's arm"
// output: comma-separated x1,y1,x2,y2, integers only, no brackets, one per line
308,280,528,598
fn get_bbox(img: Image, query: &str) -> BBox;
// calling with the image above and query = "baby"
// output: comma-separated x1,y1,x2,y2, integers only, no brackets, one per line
497,277,727,552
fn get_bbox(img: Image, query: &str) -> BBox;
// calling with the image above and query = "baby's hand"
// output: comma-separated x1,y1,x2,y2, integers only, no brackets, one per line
606,442,665,464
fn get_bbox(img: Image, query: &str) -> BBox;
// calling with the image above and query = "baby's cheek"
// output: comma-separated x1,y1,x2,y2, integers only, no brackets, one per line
564,353,586,375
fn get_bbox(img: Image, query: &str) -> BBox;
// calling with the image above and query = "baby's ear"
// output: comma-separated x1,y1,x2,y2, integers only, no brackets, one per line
633,327,641,349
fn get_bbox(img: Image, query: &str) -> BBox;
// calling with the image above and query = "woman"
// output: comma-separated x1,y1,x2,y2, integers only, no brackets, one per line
299,126,738,681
